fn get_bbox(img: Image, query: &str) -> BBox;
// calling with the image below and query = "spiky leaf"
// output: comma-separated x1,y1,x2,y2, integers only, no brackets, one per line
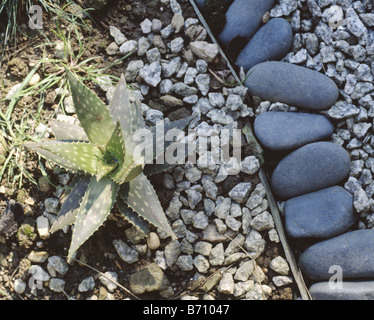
96,160,118,181
50,175,92,234
26,142,93,173
107,121,144,184
105,122,126,167
109,158,144,184
109,75,145,154
67,70,114,147
49,120,89,141
67,176,119,262
123,159,145,183
104,121,145,183
40,142,103,175
109,74,144,140
119,173,176,239
116,197,149,235
91,122,125,181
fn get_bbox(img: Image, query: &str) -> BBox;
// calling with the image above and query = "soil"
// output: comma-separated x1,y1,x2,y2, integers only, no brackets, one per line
0,0,295,300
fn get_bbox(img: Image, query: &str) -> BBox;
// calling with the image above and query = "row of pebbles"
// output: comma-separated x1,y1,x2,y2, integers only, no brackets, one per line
1,0,293,300
206,0,374,299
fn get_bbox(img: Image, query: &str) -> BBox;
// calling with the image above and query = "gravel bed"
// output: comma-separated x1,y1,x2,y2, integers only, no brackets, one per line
2,0,372,301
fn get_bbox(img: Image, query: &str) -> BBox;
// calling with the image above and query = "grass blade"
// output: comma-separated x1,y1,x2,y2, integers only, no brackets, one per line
3,62,41,120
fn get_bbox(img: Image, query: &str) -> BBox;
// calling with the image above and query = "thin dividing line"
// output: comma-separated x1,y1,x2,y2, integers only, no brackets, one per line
188,0,242,85
259,168,312,300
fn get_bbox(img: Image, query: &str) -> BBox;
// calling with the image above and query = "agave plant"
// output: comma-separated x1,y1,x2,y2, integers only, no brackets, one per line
26,71,193,262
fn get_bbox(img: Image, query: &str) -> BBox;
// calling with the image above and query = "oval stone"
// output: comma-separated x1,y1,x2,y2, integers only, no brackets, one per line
284,186,355,239
219,0,276,46
271,142,351,199
299,230,374,280
309,281,374,300
236,18,293,72
254,112,334,151
245,61,339,110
